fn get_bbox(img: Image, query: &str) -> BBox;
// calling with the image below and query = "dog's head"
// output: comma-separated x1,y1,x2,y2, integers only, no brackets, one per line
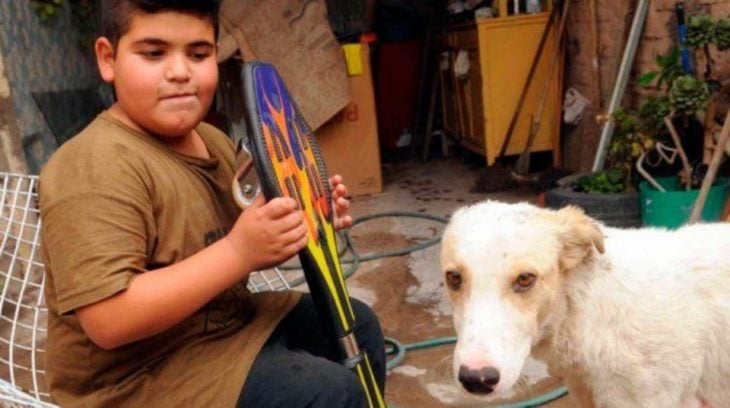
441,201,604,397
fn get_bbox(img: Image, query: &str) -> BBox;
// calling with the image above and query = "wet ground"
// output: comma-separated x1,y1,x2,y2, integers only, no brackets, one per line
336,155,577,408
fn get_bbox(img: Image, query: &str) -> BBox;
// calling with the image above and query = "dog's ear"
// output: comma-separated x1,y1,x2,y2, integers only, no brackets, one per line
555,206,605,271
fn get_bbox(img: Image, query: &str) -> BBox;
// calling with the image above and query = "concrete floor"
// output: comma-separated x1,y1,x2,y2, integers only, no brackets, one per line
341,155,576,408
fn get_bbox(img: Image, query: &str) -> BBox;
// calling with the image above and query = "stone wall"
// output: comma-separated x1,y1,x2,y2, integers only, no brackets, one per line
0,2,100,174
562,0,730,172
0,52,26,173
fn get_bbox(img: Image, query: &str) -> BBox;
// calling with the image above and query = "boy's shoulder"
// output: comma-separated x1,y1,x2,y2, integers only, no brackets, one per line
40,112,153,192
45,111,140,162
40,114,236,190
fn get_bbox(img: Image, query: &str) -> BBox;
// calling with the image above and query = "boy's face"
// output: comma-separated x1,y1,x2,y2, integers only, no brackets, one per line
96,11,218,138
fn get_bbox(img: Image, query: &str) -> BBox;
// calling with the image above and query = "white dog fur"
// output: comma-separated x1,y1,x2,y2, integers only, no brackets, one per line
441,200,730,408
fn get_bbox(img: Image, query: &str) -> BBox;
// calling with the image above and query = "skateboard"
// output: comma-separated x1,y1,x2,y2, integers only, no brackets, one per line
233,62,384,408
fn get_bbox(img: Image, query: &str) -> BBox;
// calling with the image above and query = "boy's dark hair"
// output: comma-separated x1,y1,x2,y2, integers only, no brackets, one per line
101,0,221,49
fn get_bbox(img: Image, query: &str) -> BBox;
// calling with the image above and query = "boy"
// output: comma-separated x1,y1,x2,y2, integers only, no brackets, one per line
38,1,385,407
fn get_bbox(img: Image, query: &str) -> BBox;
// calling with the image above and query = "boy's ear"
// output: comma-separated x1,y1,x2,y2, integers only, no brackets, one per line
95,37,115,83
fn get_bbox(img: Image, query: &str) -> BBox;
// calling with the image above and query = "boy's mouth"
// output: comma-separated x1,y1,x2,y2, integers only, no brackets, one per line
159,93,199,109
158,93,199,112
161,92,196,100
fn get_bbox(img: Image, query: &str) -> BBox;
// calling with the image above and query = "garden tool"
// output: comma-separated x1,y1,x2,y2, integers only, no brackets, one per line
513,0,570,178
675,2,694,75
232,62,385,408
498,0,562,161
593,0,650,171
474,0,563,192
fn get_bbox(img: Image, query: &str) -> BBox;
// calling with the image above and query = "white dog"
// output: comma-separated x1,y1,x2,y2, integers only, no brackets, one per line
440,200,730,408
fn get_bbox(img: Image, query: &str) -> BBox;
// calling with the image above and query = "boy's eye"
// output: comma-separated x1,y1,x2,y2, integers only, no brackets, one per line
140,50,164,59
188,49,212,61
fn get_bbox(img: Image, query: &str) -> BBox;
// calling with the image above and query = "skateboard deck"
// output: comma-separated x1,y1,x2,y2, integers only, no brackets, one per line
238,62,384,407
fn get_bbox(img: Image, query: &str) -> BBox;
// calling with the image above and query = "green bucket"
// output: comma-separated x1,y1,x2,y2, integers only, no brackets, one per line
639,176,729,229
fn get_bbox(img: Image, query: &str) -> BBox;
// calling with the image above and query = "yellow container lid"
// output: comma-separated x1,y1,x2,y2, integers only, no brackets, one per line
342,43,363,76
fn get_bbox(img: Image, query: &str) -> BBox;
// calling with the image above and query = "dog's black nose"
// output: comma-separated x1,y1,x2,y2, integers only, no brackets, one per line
458,365,500,394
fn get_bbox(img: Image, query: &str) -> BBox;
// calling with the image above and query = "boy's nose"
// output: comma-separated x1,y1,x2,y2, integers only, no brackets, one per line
166,55,192,82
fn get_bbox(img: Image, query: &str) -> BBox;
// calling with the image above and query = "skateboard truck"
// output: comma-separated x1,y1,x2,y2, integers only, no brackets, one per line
232,138,261,210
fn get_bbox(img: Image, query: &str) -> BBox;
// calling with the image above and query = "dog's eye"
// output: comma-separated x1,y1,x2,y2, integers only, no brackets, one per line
445,270,462,290
513,273,537,292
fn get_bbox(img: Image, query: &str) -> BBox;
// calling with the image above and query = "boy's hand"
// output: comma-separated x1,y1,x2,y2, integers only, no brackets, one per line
225,174,350,274
226,195,307,273
330,175,352,231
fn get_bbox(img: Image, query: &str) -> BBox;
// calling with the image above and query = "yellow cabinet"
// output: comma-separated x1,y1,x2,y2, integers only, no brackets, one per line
438,5,563,166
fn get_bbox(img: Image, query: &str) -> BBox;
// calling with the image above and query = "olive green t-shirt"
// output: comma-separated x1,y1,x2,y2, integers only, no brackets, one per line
39,111,300,407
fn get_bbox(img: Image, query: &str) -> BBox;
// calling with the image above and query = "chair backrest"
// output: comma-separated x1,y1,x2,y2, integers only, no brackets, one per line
0,173,52,407
0,172,299,407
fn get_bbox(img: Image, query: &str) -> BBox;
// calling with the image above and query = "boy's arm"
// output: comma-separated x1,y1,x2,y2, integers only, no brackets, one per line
77,196,306,350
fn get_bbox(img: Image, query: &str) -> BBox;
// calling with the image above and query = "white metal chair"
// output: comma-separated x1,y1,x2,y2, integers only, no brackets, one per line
0,172,300,407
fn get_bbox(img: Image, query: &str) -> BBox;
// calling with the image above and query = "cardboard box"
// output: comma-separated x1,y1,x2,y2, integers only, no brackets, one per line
218,0,350,130
316,44,382,196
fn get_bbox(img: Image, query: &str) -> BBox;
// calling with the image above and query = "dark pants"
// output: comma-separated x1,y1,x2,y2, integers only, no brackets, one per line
237,295,386,408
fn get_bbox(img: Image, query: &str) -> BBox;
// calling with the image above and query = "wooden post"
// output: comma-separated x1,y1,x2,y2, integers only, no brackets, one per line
689,109,730,224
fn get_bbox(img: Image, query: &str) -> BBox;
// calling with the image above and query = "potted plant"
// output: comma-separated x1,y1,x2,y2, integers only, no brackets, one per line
548,12,730,229
545,104,664,228
636,14,730,228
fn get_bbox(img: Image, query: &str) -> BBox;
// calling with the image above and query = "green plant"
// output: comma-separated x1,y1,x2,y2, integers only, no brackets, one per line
686,15,715,48
641,15,728,192
610,110,657,187
668,75,711,116
581,108,659,194
32,0,98,48
33,0,65,21
638,96,671,132
578,168,626,194
638,48,683,90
